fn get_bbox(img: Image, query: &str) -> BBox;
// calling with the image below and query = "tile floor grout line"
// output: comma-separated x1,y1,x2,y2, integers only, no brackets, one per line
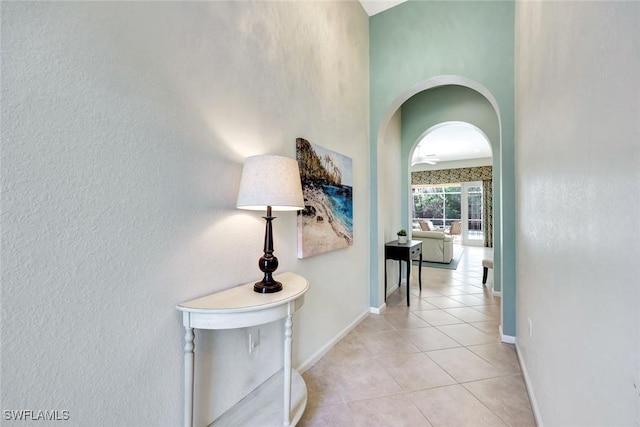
300,245,535,426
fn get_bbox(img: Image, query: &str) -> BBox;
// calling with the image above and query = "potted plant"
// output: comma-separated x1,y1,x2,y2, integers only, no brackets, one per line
397,229,408,244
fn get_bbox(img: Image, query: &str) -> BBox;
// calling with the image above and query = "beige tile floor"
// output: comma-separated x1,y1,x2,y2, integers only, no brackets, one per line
299,245,536,427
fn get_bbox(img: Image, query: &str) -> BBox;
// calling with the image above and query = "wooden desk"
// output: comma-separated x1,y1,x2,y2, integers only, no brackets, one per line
384,240,422,306
176,272,309,427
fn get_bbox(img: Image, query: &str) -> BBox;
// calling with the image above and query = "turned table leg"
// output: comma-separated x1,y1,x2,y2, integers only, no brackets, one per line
183,320,195,427
283,303,293,426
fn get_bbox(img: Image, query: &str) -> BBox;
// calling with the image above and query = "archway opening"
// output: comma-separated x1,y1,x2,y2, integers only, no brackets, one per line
409,121,493,247
372,76,505,332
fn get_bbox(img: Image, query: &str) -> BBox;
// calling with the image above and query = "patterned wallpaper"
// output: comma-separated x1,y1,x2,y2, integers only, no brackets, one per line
411,166,492,185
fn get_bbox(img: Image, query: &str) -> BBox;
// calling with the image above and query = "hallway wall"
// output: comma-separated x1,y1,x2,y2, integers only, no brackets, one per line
1,2,369,425
378,110,403,301
515,1,640,424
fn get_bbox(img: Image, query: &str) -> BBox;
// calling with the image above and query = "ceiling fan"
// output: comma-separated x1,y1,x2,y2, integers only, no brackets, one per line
411,153,440,166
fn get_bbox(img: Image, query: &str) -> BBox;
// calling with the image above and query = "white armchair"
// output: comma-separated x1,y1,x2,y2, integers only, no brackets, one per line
412,230,454,263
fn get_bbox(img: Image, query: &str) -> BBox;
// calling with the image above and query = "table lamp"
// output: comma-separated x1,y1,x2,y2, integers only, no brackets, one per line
236,155,305,293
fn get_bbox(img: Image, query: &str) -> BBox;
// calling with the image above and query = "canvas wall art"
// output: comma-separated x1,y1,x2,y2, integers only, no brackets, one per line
296,138,353,258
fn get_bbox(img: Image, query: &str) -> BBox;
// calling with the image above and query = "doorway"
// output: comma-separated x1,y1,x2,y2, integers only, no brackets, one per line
461,181,483,246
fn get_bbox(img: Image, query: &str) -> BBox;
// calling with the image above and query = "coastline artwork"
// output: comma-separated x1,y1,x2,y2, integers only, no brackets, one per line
296,138,353,259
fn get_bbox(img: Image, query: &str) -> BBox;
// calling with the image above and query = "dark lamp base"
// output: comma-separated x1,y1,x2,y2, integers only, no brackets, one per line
254,207,283,293
254,279,283,293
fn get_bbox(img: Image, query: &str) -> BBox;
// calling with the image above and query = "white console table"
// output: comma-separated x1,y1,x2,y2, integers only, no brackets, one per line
176,272,309,427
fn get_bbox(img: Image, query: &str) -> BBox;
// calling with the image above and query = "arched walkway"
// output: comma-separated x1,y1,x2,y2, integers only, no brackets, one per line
372,75,506,334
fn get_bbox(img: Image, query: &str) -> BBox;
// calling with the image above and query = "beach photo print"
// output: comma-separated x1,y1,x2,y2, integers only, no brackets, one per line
295,138,353,258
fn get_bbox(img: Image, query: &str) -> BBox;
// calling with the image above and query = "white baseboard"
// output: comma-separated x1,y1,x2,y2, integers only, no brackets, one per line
515,341,544,427
386,282,400,299
370,303,386,314
499,325,516,344
297,308,369,373
492,289,502,297
387,280,398,296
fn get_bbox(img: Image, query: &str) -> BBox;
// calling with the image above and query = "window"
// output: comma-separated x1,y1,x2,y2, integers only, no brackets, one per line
413,183,484,245
412,184,461,228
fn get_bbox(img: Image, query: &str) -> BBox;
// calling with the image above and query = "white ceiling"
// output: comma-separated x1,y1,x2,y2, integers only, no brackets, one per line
359,0,408,16
412,122,492,165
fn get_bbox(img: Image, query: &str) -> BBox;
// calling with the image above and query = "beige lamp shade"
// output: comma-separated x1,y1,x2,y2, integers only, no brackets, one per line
236,155,305,211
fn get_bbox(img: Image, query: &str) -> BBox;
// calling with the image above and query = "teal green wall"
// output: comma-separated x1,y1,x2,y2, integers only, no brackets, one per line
370,1,516,335
401,86,499,159
400,85,501,292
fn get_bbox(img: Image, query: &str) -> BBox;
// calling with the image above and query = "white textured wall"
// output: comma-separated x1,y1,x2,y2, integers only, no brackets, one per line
515,1,640,425
1,2,369,425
